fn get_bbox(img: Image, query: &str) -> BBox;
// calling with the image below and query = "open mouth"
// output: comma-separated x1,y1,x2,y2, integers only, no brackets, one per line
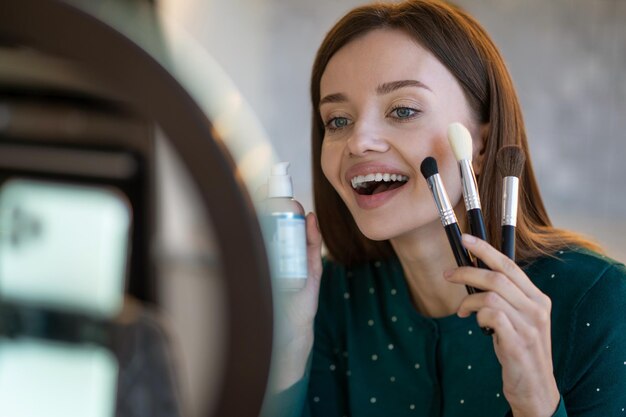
350,173,409,196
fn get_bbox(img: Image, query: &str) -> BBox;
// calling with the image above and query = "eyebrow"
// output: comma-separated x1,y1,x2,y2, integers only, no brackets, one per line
376,79,431,95
319,93,348,107
319,79,431,107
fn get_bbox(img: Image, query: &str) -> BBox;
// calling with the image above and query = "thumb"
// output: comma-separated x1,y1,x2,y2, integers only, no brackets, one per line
306,212,323,285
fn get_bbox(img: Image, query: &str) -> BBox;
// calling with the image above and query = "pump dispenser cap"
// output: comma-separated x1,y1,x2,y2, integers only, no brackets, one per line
268,162,293,198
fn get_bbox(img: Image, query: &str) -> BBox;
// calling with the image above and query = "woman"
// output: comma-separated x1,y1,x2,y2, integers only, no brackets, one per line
264,1,626,416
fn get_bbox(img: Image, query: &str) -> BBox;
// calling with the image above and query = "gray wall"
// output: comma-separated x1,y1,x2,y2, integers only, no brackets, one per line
160,0,626,260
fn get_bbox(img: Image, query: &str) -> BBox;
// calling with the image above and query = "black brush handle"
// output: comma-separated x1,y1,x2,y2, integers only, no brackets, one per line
468,208,489,269
502,225,516,260
444,222,479,294
445,222,494,335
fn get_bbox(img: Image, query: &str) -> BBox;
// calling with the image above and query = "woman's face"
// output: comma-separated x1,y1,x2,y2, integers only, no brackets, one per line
320,28,485,241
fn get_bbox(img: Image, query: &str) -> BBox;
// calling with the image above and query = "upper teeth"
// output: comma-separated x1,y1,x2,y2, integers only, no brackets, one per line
351,173,409,189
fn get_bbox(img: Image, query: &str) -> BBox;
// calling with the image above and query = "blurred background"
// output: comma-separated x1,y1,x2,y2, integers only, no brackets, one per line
161,0,626,261
0,1,624,417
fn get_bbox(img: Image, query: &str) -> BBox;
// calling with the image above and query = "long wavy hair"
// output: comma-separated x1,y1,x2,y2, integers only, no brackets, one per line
311,0,601,265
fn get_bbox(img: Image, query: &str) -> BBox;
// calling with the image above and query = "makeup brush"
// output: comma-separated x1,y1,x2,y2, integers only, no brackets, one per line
420,156,479,295
496,145,526,260
422,157,494,335
447,122,488,269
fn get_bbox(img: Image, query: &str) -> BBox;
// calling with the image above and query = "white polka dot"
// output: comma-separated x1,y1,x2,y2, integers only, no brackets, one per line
370,397,377,403
596,388,600,392
410,404,415,410
371,354,378,361
374,261,381,267
559,251,564,254
369,287,375,294
408,326,413,332
368,319,374,326
344,292,350,299
623,361,626,365
496,393,500,398
313,396,320,403
391,316,398,322
390,376,396,382
468,330,473,335
467,365,472,370
329,364,336,371
391,289,397,295
551,274,555,278
414,363,421,369
460,399,465,404
586,322,591,327
346,370,351,376
388,344,394,350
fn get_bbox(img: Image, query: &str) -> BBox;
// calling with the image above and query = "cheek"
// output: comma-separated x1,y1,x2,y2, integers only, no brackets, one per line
320,143,341,188
320,142,343,173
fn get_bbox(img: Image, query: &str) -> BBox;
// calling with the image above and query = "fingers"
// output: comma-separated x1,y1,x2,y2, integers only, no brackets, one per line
456,289,524,321
445,266,534,312
475,307,519,350
445,235,553,338
305,212,323,290
306,212,322,248
461,234,544,300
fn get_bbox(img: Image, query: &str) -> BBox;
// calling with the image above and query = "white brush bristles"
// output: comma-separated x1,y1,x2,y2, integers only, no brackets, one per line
447,122,473,162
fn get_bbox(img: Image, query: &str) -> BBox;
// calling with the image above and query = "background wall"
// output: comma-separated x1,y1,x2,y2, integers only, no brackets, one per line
159,0,626,261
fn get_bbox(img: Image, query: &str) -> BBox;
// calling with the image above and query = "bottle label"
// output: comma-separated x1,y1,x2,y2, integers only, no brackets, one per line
263,213,307,279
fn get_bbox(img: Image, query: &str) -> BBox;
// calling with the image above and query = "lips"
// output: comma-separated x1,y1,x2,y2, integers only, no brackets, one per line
344,163,411,209
351,172,409,195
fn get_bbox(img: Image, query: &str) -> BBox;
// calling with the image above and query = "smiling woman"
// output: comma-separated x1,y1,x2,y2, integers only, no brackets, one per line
261,1,626,417
318,28,477,238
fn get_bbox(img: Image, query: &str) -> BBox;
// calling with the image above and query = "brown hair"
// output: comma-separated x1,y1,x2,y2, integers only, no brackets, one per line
311,0,601,265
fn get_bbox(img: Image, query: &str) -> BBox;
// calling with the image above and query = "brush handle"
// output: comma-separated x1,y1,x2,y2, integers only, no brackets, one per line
468,208,489,269
501,225,516,260
444,222,479,294
444,222,494,335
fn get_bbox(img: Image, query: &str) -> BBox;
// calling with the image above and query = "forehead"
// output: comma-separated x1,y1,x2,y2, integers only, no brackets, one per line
320,28,454,96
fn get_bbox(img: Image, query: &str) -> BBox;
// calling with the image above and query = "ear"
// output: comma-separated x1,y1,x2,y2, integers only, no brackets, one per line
472,122,489,176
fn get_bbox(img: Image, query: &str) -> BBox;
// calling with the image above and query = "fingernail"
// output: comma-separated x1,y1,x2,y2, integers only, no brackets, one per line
462,234,476,244
443,269,454,279
309,212,318,228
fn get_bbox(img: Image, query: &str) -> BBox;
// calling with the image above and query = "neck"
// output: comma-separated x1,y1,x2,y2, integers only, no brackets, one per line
389,204,469,318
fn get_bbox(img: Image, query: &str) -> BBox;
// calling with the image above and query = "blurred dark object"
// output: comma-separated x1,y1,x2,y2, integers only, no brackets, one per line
0,1,274,416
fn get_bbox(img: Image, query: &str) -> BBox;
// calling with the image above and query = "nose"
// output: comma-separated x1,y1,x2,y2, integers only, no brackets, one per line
345,121,390,157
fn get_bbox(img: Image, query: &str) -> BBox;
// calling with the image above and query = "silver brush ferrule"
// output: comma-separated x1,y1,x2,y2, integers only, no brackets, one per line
426,173,457,227
459,159,481,210
501,176,519,226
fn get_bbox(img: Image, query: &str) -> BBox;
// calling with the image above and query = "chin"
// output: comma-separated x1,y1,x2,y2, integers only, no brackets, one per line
353,215,413,242
350,205,443,242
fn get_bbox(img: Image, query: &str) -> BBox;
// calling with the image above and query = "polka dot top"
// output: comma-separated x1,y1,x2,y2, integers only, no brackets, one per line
264,247,626,417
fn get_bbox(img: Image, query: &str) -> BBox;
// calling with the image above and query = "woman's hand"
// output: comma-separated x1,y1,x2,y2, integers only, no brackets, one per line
443,234,560,417
271,212,324,390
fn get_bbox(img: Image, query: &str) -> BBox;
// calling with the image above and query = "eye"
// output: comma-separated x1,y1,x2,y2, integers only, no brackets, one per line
325,116,352,132
388,106,420,120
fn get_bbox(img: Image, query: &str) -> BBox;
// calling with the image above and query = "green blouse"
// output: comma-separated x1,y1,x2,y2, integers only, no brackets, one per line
265,247,626,417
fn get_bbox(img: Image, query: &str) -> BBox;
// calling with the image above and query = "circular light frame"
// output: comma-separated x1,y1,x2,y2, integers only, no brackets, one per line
0,1,274,416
